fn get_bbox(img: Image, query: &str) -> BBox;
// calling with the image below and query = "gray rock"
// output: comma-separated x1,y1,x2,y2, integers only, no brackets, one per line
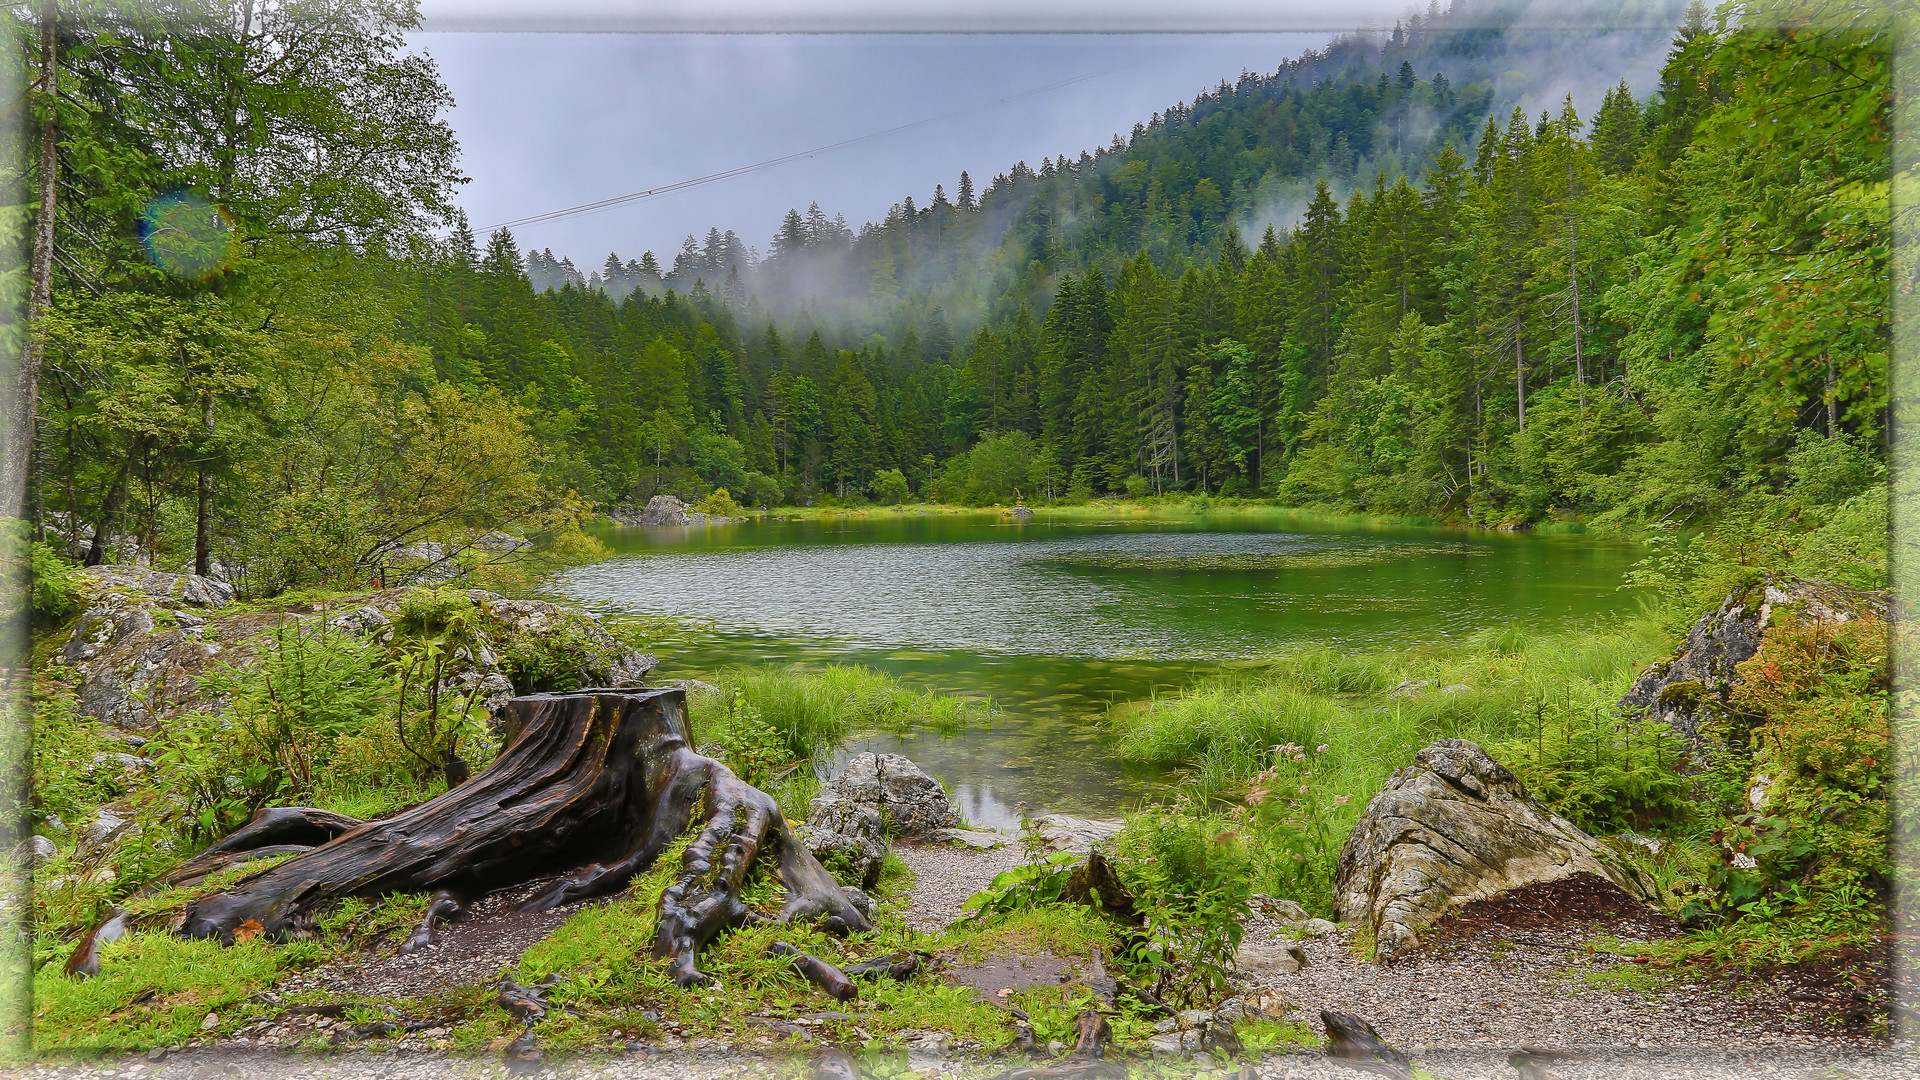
1388,679,1431,699
84,566,234,608
1619,572,1887,761
80,808,130,854
326,605,391,636
1177,1010,1215,1028
1028,813,1124,853
1006,506,1035,520
809,753,957,838
1301,917,1340,937
1251,895,1312,923
1234,942,1309,977
1332,739,1658,963
89,752,154,792
13,835,55,870
796,824,884,891
935,827,1008,850
1213,996,1269,1024
472,531,530,554
629,495,692,526
1147,1033,1185,1057
840,886,876,921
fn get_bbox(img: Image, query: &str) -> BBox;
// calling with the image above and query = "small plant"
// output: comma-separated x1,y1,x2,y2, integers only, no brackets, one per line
1111,803,1253,1007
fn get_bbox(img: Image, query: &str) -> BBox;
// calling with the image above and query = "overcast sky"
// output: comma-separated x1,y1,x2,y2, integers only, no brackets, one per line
415,32,1345,266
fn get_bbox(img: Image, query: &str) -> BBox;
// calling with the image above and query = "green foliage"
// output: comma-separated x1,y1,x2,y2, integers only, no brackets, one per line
871,468,911,505
1110,805,1253,1007
698,663,992,763
157,621,388,840
30,542,89,628
1492,691,1692,835
958,850,1083,923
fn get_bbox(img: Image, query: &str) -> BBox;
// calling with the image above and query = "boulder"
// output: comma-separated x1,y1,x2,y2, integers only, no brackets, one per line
1332,739,1656,963
1618,573,1887,761
808,753,958,838
633,495,693,526
797,824,884,891
12,835,55,871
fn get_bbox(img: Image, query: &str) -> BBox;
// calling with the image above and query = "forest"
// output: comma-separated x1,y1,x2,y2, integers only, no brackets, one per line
13,0,1892,592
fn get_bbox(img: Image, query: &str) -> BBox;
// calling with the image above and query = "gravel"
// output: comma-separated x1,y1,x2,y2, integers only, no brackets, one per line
893,840,1025,934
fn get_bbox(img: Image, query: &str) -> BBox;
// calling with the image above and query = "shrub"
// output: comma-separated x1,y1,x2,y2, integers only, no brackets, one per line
694,487,740,516
871,468,910,506
30,541,90,628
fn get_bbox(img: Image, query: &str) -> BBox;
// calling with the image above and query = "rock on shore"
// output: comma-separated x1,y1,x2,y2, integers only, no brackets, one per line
1332,738,1656,963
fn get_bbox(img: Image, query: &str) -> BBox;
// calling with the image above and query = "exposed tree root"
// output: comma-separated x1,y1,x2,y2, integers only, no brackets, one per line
166,688,867,985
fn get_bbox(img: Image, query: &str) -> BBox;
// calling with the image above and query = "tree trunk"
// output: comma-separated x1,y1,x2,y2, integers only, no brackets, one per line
179,688,869,985
1,0,60,520
194,392,213,576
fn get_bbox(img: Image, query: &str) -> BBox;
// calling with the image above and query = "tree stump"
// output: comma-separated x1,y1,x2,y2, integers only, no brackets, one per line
179,688,869,984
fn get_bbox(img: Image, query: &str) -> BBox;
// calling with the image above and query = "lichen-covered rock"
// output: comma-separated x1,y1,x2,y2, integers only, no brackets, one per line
796,824,884,890
1618,572,1888,759
55,581,656,736
809,753,958,838
84,566,234,608
1332,739,1656,963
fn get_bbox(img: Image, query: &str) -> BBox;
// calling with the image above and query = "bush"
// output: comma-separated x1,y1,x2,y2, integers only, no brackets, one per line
871,468,910,505
741,471,782,509
694,487,740,516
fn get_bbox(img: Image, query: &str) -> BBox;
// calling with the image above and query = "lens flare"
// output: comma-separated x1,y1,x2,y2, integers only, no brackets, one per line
139,191,239,280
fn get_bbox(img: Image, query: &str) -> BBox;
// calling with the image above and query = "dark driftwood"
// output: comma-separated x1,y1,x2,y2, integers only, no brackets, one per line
177,688,869,984
771,941,858,1000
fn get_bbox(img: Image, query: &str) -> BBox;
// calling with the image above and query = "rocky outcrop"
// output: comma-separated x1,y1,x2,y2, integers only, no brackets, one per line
610,495,746,527
1618,573,1888,759
54,580,655,735
1332,739,1656,963
612,495,691,526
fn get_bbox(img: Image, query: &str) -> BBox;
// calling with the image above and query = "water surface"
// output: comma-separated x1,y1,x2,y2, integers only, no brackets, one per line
548,511,1641,828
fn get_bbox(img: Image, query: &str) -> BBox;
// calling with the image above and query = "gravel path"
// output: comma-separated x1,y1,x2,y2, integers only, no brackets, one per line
893,840,1024,934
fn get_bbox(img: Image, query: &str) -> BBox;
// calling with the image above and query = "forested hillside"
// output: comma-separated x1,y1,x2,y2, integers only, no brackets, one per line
18,0,1893,594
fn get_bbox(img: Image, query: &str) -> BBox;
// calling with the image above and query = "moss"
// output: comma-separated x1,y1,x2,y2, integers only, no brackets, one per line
1656,680,1710,711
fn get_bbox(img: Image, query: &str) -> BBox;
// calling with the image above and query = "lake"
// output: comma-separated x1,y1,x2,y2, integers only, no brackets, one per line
546,510,1643,830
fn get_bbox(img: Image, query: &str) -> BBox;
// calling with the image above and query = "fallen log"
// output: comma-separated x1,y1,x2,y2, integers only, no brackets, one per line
173,688,868,985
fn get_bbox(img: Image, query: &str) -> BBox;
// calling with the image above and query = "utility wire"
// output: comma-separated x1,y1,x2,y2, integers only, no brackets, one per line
474,59,1135,234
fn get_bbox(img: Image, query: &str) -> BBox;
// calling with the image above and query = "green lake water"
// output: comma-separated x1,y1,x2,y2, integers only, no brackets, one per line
545,511,1643,830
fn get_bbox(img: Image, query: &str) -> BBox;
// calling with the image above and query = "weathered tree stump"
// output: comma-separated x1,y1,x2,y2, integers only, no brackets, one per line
178,688,869,984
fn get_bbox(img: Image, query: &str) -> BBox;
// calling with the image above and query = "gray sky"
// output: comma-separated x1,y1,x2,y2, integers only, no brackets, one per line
414,33,1339,266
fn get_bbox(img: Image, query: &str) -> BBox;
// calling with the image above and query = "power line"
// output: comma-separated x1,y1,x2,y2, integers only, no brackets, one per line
473,60,1135,234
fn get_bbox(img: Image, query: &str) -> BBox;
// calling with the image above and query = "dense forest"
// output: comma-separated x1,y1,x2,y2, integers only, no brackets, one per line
15,0,1892,595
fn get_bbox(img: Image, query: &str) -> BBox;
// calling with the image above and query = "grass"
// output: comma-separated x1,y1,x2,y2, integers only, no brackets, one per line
1107,614,1671,810
693,663,995,759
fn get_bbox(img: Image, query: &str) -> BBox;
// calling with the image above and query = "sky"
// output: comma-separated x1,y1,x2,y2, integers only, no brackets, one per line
414,33,1343,267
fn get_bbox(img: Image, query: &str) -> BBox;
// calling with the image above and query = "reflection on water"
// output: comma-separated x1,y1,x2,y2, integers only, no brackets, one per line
547,512,1641,825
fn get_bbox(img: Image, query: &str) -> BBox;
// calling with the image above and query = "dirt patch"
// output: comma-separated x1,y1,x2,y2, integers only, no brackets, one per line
1721,936,1893,1038
1414,872,1679,953
941,953,1083,1005
282,881,593,999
